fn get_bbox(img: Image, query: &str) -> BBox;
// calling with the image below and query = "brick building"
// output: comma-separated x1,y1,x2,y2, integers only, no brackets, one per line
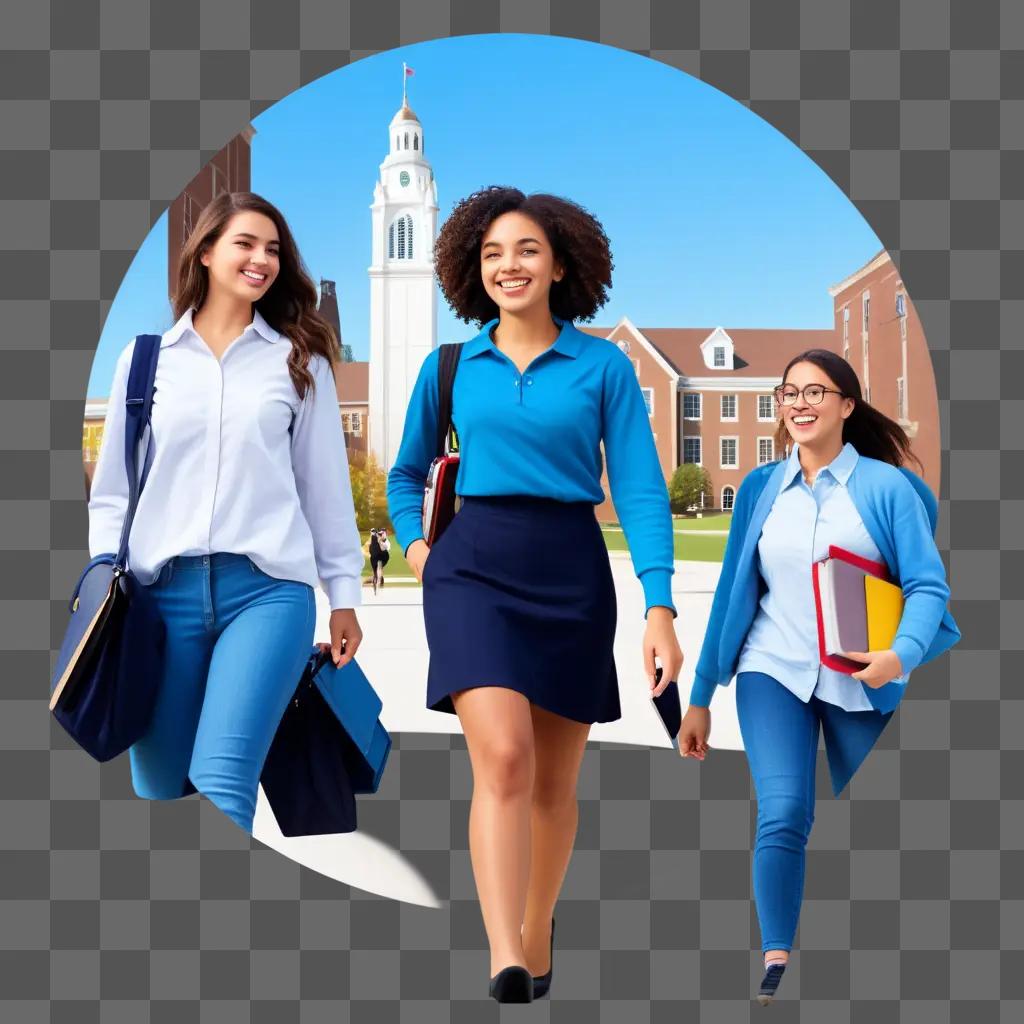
579,320,837,518
829,250,939,491
167,128,255,297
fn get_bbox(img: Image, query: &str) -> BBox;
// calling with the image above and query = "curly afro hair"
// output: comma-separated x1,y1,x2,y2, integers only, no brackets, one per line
433,185,613,325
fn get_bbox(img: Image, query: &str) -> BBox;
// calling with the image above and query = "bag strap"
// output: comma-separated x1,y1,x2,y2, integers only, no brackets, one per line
114,334,161,570
435,342,465,457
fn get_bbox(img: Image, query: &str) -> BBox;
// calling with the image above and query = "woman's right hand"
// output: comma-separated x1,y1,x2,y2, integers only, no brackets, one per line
678,705,711,760
407,539,430,583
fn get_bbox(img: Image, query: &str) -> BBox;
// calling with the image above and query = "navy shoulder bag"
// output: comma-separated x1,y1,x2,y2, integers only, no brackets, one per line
49,335,167,762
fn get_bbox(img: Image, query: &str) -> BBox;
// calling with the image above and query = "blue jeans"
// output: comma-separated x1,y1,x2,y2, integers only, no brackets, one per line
736,671,886,953
129,553,316,833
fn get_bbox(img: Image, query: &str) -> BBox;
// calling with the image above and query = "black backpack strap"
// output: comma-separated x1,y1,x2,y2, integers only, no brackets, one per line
114,334,161,569
435,342,465,457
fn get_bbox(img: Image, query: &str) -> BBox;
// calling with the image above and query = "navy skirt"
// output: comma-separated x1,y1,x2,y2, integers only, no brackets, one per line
422,495,620,724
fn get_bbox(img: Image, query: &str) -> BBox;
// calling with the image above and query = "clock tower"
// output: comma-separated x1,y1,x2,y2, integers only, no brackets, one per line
368,86,439,471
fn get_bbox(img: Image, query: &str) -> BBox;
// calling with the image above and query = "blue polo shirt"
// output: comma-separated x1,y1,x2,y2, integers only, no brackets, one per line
386,317,676,614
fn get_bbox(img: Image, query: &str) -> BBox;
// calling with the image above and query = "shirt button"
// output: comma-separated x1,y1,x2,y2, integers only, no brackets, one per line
525,376,533,386
513,379,520,387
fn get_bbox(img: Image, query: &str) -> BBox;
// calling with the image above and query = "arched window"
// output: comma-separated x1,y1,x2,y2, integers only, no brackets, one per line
413,133,419,150
722,486,735,512
389,215,414,260
395,135,399,149
404,132,409,149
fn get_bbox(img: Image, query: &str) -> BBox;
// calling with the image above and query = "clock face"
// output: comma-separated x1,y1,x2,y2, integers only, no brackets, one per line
399,171,410,187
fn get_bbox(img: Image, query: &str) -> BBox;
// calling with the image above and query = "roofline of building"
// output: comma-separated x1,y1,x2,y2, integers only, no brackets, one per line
828,249,890,297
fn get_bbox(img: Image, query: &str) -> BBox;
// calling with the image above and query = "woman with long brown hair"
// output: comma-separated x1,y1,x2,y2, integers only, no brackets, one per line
677,348,959,1002
88,191,364,833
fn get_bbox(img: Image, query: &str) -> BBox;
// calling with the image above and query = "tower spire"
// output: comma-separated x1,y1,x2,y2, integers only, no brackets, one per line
401,62,415,109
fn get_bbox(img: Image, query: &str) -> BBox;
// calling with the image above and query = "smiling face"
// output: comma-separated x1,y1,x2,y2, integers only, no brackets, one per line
200,210,280,304
779,360,855,450
479,211,564,318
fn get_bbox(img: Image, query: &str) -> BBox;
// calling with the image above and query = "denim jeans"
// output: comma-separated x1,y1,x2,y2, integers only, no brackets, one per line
736,670,886,953
128,552,316,833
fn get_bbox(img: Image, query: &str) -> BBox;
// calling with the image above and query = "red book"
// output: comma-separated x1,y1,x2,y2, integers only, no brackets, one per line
421,453,460,547
811,545,892,675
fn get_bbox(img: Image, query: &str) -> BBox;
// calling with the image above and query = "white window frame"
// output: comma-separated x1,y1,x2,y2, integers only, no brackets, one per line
721,486,735,512
757,436,774,465
683,393,702,420
641,387,654,417
352,412,363,435
757,394,775,421
720,436,739,470
720,394,737,422
713,346,726,368
682,436,702,466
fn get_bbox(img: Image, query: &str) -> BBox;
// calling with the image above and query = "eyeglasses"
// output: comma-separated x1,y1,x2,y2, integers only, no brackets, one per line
773,384,846,407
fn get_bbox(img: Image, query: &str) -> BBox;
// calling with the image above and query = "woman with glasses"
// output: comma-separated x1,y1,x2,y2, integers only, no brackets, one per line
677,348,959,1003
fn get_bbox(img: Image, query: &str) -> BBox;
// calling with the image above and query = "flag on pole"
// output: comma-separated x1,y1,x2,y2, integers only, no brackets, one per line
404,65,415,77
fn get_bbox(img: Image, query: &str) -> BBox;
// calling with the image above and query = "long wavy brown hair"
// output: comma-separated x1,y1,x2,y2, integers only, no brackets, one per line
172,191,338,398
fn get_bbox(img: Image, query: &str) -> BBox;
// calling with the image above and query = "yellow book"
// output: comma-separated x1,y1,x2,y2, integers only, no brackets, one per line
864,575,904,650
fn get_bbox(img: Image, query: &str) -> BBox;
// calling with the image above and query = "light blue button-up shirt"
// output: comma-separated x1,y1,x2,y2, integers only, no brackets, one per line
736,441,907,711
386,317,676,613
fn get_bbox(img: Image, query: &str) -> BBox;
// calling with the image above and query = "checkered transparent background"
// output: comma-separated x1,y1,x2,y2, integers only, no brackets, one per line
1,1,1019,1020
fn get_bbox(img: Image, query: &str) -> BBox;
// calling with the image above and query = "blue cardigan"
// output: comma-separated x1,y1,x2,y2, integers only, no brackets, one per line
690,454,961,715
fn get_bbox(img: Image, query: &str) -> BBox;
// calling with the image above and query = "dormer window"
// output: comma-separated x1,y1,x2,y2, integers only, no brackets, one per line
700,327,735,370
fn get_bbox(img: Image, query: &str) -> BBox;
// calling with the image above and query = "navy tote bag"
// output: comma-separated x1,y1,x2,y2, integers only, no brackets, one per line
49,335,166,762
260,649,392,837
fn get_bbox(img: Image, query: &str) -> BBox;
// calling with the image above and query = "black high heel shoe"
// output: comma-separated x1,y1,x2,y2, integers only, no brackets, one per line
531,919,555,999
489,965,534,1003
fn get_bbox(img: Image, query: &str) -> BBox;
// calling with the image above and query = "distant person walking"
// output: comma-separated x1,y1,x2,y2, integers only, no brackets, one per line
368,528,391,594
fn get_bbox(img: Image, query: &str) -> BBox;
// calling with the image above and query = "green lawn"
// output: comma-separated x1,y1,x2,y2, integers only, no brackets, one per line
672,513,732,532
364,517,732,580
602,527,727,563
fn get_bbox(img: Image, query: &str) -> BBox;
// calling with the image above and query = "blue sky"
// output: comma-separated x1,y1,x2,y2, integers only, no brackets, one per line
89,33,881,397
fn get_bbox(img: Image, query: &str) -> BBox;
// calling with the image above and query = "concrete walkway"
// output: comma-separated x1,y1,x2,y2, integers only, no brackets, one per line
251,555,743,905
317,554,742,751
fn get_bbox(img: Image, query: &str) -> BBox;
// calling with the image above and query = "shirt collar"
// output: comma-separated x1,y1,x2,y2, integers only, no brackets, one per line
782,441,859,490
461,316,583,361
161,307,281,348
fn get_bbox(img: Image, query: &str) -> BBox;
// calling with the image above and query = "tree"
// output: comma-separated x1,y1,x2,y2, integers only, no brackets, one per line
349,450,393,532
668,463,712,513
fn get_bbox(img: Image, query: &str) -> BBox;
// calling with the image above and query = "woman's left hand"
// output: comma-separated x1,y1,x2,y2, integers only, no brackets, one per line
317,608,363,668
846,648,903,688
643,606,684,696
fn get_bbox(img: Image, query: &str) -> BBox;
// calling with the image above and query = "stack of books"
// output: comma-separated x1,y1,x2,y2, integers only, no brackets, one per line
812,545,904,674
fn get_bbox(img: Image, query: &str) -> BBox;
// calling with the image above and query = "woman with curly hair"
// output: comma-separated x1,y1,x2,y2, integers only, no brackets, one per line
388,186,683,1002
88,191,364,833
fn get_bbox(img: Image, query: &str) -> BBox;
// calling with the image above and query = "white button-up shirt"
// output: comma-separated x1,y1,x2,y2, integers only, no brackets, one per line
736,441,907,711
88,308,363,610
